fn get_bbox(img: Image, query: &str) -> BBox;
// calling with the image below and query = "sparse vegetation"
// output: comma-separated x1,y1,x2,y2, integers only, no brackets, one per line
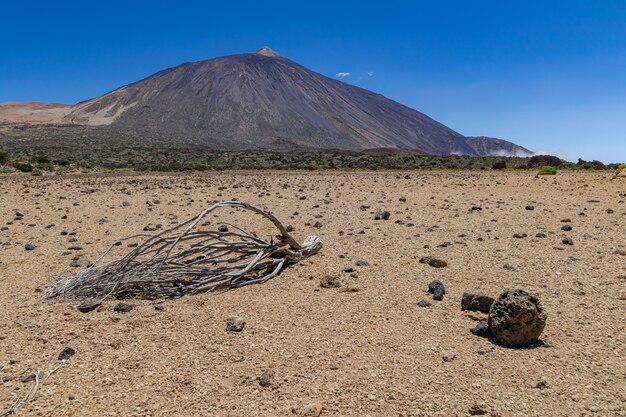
615,164,626,177
14,162,34,173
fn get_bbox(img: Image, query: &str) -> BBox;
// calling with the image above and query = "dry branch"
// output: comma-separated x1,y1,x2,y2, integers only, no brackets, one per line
44,202,322,304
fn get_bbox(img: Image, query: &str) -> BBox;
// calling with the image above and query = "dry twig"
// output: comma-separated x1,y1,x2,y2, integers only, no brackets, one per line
43,202,322,304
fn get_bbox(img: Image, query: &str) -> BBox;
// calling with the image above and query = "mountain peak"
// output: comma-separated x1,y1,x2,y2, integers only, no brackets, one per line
255,46,281,57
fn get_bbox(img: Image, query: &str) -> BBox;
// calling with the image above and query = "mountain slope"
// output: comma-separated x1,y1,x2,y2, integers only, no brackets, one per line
465,136,534,157
64,47,478,154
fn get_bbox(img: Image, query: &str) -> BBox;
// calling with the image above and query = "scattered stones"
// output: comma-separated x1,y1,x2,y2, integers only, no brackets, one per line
355,260,369,266
470,206,482,211
461,293,495,313
58,347,76,361
113,303,136,313
470,321,491,338
320,275,341,288
341,267,355,273
218,225,229,232
374,210,391,220
338,286,360,293
502,264,516,271
77,300,101,313
226,316,246,332
561,224,572,231
562,237,574,245
535,232,547,238
302,402,323,417
258,369,274,387
19,374,36,383
420,256,447,268
70,259,91,268
428,280,445,301
24,243,36,251
488,289,547,347
513,233,527,238
469,402,490,415
417,299,432,308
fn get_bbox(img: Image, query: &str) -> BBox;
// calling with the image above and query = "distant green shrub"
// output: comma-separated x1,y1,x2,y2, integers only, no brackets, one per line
37,162,55,172
0,149,8,164
32,169,43,176
537,166,557,175
615,164,626,177
56,159,70,166
33,155,50,164
14,162,34,172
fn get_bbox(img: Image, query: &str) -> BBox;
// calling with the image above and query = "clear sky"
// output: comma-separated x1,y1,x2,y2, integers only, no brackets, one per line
1,0,624,162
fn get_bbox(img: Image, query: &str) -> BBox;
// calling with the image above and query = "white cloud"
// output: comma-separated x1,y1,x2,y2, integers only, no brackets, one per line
335,72,351,78
366,71,374,77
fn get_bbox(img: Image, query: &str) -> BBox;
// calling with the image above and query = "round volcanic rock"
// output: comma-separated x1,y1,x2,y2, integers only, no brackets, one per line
488,289,547,347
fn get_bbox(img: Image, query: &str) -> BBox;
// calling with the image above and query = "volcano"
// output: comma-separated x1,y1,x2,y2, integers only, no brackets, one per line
0,47,531,155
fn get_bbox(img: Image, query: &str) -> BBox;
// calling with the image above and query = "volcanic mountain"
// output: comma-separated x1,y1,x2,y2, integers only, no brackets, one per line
0,47,531,155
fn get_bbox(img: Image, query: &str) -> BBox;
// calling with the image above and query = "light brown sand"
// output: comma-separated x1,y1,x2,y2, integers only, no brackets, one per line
0,170,624,416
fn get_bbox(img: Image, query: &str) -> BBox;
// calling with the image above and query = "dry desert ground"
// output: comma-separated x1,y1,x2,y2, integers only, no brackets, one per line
0,170,625,416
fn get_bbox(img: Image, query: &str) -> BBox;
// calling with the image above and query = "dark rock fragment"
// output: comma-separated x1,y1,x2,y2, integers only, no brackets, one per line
113,303,135,313
259,369,274,388
461,293,495,313
77,300,101,313
58,347,76,361
420,257,447,268
470,321,491,338
428,280,445,301
417,299,432,308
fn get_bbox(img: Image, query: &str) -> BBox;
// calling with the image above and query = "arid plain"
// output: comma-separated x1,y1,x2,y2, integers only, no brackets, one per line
0,170,624,416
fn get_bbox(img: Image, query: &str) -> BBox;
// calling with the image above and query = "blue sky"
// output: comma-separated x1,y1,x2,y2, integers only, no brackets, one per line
1,0,624,162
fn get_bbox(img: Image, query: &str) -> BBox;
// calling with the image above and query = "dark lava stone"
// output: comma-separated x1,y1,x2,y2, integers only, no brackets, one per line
77,300,101,313
417,299,432,308
560,225,572,231
58,347,76,361
470,321,491,338
113,303,136,313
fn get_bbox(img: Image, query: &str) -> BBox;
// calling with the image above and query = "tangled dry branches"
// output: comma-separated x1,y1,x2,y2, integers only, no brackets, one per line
44,202,322,305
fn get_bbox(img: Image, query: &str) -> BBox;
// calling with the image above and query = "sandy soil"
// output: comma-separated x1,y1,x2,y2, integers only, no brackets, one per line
0,102,72,126
0,170,624,416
